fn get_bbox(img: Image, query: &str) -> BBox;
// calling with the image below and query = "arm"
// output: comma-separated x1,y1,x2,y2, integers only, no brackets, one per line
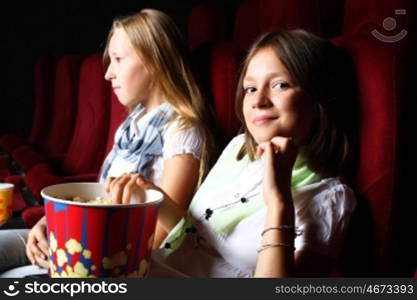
153,153,200,247
254,137,297,277
254,137,333,277
104,154,200,247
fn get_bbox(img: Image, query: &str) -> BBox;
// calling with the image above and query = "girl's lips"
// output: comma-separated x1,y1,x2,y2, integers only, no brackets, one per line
253,116,277,126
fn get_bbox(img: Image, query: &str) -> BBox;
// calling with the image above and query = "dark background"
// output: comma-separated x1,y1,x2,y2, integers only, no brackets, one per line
2,0,244,137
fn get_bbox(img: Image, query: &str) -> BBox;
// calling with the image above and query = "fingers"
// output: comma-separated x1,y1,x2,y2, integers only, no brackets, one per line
107,173,151,204
109,174,131,204
104,177,115,194
26,230,48,266
35,256,50,269
122,174,139,204
35,229,49,256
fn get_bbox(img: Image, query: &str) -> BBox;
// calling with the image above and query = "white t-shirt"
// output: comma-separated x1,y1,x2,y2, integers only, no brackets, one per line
106,106,203,185
149,134,356,277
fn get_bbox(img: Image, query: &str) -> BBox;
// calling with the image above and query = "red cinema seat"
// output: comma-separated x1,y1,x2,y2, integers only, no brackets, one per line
332,37,415,276
318,0,346,38
188,1,226,52
22,53,111,200
22,60,127,228
233,0,261,51
21,91,126,229
0,56,56,154
259,0,321,36
104,92,127,157
11,55,84,171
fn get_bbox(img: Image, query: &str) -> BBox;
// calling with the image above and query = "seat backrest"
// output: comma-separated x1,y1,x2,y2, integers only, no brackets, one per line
233,0,261,51
333,37,415,276
259,0,322,36
43,54,83,159
28,56,56,148
103,92,127,158
209,43,241,142
318,0,346,38
61,53,111,175
188,1,226,51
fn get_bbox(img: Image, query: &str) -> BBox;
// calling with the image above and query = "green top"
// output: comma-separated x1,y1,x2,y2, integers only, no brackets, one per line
162,135,320,251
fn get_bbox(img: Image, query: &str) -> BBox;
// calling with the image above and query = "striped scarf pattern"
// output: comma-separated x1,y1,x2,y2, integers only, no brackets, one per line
99,102,175,182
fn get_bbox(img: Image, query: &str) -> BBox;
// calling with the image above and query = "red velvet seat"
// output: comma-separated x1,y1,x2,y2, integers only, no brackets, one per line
259,0,321,36
332,37,415,276
0,56,56,180
0,56,56,154
22,53,111,201
318,0,346,38
10,54,84,172
20,65,127,229
188,1,226,52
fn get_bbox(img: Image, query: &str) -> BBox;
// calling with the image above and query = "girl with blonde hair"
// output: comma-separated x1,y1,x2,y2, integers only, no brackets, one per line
0,9,214,277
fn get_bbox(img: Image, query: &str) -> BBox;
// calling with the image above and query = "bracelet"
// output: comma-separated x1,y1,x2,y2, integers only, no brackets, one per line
261,226,302,237
257,243,295,253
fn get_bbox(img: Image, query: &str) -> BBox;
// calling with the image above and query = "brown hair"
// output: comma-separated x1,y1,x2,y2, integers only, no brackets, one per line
103,9,215,180
235,30,352,178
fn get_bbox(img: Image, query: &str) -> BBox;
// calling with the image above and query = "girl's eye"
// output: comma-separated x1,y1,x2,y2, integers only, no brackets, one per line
115,57,121,62
273,82,290,89
244,86,257,94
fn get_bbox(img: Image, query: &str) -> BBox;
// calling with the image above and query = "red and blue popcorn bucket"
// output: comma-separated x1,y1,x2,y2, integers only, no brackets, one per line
41,182,163,278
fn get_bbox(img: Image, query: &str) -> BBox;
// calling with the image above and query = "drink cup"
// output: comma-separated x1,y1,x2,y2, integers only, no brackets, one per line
0,183,14,224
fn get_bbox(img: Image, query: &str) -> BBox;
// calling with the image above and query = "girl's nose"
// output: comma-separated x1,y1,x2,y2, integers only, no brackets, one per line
252,87,272,108
104,65,114,81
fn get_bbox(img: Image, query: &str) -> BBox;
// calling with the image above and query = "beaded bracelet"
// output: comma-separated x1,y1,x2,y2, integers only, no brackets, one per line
261,226,302,237
257,242,295,253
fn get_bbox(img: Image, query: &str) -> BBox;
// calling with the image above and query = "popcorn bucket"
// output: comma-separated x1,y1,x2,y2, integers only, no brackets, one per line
41,182,163,278
0,183,14,225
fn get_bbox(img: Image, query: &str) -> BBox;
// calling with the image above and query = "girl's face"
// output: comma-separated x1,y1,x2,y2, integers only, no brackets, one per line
242,47,316,145
105,28,153,108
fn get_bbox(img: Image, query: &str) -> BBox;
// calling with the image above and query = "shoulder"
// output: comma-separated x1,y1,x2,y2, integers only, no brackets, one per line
293,177,356,258
294,177,356,213
161,118,204,160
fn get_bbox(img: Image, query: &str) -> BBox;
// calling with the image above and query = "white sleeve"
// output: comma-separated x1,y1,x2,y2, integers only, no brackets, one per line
294,182,356,260
162,121,203,161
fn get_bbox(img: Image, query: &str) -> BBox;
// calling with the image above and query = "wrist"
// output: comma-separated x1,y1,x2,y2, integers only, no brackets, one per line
265,204,295,227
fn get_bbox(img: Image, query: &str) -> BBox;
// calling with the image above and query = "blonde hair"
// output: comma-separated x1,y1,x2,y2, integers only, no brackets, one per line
235,30,352,178
103,9,215,179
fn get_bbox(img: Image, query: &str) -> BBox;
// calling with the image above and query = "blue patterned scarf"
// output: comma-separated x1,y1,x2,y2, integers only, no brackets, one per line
99,102,175,182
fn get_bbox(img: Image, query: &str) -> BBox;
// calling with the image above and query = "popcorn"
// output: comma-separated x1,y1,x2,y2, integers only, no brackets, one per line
66,238,82,255
71,196,112,204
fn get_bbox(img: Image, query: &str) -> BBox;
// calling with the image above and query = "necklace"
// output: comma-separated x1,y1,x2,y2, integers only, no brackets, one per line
200,189,260,221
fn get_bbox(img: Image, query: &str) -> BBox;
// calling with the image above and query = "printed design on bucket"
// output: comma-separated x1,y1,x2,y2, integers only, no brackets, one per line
45,198,159,278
